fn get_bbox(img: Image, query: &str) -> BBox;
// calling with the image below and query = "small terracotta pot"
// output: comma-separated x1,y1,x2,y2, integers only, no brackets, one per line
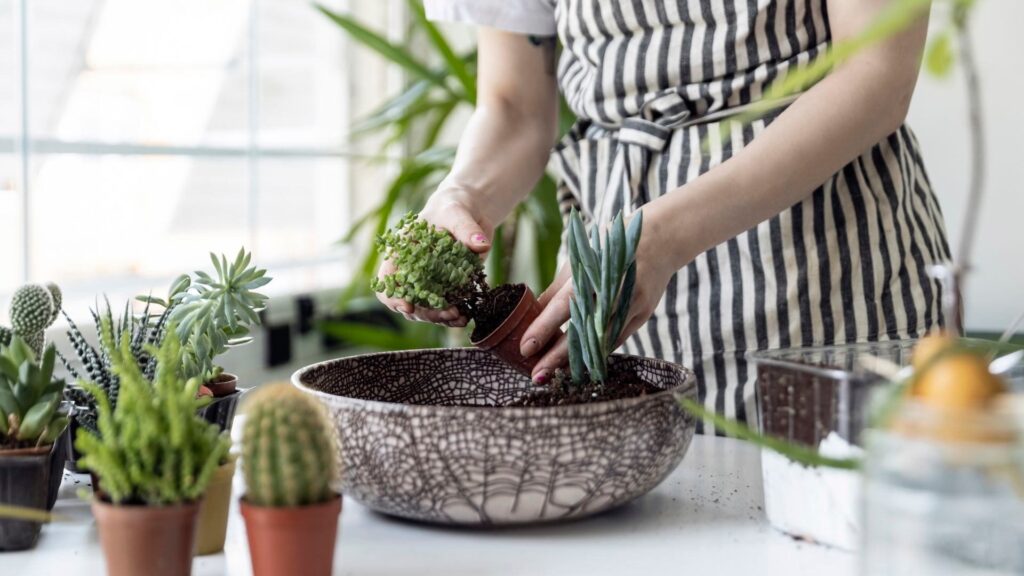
241,495,342,576
205,373,238,397
471,286,557,377
92,498,200,576
194,457,236,555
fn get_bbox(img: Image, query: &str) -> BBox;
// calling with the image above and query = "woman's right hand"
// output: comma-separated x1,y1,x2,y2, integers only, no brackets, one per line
375,188,493,327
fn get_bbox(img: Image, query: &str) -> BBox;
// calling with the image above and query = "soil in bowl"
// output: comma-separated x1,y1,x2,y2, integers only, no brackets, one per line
508,364,663,407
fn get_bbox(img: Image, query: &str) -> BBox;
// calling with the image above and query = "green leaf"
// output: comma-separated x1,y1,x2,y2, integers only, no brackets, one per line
610,262,637,348
406,0,476,104
925,31,955,77
567,323,586,385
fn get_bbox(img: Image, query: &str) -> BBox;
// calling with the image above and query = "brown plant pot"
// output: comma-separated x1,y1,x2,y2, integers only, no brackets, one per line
240,495,342,576
194,457,236,555
470,286,556,377
205,373,238,398
92,498,200,576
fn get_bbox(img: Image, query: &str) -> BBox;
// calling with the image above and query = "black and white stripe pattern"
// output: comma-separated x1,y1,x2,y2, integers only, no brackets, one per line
550,0,951,433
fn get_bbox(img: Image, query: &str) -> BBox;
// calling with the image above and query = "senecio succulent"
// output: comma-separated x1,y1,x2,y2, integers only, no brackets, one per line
0,338,68,450
566,208,643,386
241,383,338,507
0,283,62,357
75,317,230,505
370,213,486,312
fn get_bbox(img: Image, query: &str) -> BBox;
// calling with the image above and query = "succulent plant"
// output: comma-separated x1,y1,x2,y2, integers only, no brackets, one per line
241,383,338,507
59,298,172,435
0,337,69,450
1,283,61,356
140,248,271,383
74,317,230,505
566,209,643,386
370,212,486,314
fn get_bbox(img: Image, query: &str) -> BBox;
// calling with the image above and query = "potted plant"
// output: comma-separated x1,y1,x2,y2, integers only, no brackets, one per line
75,318,229,576
0,338,70,550
240,383,340,576
194,452,236,556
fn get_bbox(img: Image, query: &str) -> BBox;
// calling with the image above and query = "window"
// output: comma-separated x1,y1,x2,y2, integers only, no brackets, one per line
0,0,400,308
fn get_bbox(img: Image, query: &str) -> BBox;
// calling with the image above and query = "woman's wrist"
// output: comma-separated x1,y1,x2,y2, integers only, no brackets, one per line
642,197,699,273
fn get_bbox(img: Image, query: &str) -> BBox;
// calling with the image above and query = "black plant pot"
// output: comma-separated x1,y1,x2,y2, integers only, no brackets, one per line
198,387,248,433
0,448,51,551
64,415,87,474
45,427,69,510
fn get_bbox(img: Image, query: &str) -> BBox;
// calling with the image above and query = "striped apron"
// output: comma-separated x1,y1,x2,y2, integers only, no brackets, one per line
549,0,951,431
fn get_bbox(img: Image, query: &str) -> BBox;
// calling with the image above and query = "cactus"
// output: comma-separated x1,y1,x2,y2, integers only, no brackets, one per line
566,208,643,386
0,337,69,450
2,283,61,357
74,317,230,505
241,383,338,507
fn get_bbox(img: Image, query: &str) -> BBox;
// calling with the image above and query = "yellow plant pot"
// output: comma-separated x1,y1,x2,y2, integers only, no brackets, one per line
195,456,236,555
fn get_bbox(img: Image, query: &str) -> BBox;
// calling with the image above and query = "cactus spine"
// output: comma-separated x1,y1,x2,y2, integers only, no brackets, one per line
2,283,61,356
241,383,338,507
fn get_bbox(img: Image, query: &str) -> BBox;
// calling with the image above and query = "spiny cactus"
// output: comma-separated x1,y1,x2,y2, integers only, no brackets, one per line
370,213,486,314
0,337,69,450
74,317,230,505
1,283,61,356
241,383,338,507
566,209,643,386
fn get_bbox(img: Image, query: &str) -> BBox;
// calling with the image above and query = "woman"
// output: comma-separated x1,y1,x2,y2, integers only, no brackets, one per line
378,0,950,428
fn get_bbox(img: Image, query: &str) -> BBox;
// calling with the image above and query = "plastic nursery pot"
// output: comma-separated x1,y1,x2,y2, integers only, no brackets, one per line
92,498,200,576
470,286,555,378
0,446,51,551
241,495,342,576
198,385,247,435
194,456,236,556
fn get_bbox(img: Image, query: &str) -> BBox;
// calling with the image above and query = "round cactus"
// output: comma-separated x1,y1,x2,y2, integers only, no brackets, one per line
241,383,338,507
9,284,55,334
44,283,62,325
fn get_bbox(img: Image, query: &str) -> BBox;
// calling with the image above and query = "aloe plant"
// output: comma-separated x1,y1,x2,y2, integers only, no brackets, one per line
566,209,643,386
0,338,68,450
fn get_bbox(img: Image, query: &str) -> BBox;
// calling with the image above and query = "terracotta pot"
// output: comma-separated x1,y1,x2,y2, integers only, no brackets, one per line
206,373,238,397
241,495,342,576
194,457,236,555
0,447,50,550
470,286,556,377
92,499,200,576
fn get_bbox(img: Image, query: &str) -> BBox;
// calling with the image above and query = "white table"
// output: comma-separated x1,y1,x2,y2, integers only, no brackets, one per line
6,436,855,576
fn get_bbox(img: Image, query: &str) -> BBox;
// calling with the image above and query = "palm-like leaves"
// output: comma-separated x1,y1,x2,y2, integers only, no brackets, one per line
566,209,642,386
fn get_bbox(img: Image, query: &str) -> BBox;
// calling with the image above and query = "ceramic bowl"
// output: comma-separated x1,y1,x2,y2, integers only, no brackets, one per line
292,348,696,526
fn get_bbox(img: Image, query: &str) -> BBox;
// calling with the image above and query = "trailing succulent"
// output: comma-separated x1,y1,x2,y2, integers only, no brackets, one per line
0,283,62,357
566,209,642,386
241,383,337,507
0,338,69,451
140,248,271,383
370,212,487,317
60,298,172,434
74,317,230,505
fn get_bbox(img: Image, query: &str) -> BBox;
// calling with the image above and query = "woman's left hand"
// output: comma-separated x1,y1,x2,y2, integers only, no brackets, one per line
519,208,685,383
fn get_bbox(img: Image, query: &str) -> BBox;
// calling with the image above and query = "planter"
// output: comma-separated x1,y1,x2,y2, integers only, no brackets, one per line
0,447,50,551
92,498,200,576
197,385,247,434
206,373,238,397
240,495,341,576
65,412,89,474
470,285,554,378
292,349,695,525
195,456,236,555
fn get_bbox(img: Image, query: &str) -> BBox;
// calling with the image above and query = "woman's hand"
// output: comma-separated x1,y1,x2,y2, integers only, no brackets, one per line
375,188,493,326
519,208,687,383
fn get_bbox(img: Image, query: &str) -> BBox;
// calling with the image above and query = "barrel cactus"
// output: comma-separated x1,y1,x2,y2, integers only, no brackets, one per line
1,283,61,356
241,383,338,507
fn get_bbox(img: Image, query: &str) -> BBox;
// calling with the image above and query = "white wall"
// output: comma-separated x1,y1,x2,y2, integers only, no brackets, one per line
907,0,1024,332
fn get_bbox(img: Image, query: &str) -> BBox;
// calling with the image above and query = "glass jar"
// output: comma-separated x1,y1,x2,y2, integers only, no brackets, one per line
861,400,1024,575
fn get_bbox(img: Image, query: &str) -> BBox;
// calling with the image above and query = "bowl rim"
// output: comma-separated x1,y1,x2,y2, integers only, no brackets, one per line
290,348,697,415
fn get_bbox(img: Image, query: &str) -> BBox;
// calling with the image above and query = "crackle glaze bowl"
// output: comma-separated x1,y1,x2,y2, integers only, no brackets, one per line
292,348,696,526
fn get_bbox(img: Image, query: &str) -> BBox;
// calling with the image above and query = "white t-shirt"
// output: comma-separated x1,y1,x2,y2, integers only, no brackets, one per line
424,0,556,36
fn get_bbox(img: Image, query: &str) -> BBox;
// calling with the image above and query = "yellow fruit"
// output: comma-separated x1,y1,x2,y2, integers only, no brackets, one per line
913,352,1005,410
911,332,956,372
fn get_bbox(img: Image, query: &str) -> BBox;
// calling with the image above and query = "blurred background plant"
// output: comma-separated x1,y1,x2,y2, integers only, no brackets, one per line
315,0,573,352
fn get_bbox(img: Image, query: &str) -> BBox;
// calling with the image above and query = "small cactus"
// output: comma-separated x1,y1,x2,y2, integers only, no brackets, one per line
3,283,61,356
241,383,338,507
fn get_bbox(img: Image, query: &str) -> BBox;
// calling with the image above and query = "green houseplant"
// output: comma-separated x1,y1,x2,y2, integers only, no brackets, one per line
0,338,70,550
240,382,340,576
76,318,229,576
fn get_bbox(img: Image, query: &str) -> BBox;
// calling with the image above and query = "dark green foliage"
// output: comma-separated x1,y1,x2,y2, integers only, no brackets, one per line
0,338,68,450
74,318,230,505
241,383,337,507
566,209,642,386
370,213,486,312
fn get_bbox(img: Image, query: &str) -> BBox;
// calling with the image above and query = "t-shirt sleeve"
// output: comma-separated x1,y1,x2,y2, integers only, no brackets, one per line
424,0,556,36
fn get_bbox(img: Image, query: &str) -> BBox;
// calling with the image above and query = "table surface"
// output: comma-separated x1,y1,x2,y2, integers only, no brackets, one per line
6,436,855,576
